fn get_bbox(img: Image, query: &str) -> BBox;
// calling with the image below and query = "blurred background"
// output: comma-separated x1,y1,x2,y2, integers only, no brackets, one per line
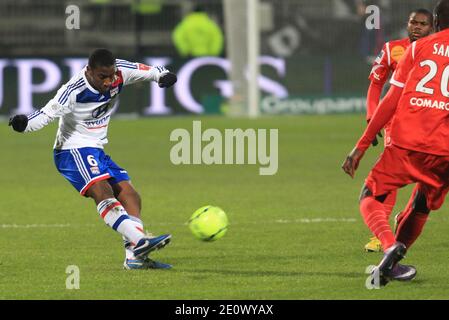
0,0,440,117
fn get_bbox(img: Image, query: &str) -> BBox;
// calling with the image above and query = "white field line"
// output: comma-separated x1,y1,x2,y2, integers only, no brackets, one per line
0,218,357,229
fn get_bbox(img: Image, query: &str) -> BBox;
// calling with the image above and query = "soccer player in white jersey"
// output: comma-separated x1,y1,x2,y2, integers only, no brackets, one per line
9,49,177,270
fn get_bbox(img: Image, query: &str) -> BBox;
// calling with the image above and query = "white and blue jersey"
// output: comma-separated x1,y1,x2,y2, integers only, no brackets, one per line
24,59,169,195
25,59,167,150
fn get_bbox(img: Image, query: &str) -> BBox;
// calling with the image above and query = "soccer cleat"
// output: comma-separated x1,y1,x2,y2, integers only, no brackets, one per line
364,236,383,252
376,241,407,286
133,234,171,259
123,257,172,270
145,258,172,269
388,263,417,281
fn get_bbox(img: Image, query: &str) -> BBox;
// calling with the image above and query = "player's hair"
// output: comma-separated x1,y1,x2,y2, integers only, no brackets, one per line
435,0,449,30
410,8,434,26
88,49,115,69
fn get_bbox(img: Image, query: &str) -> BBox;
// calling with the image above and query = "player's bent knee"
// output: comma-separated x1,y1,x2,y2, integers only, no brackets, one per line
359,185,373,203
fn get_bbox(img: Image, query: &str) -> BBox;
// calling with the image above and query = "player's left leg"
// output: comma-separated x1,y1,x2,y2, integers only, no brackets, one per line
107,166,172,270
359,186,397,252
395,185,430,249
364,125,397,253
111,181,142,218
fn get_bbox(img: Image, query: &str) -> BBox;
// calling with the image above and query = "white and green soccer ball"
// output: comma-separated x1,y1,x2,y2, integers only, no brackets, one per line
188,205,228,241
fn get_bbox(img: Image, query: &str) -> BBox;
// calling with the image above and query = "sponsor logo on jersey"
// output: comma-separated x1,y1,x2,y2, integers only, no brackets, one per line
92,102,111,118
84,114,111,128
391,45,406,62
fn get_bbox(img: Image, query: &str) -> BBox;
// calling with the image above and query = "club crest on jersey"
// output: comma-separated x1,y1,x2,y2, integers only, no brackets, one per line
138,63,150,71
90,166,100,175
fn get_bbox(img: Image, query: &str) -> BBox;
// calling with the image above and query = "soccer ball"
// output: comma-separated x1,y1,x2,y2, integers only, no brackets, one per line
188,205,228,241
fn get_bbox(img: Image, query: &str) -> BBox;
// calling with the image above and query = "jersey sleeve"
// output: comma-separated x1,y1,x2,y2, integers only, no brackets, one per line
368,43,391,84
116,59,169,86
356,85,403,151
366,80,384,121
25,82,77,132
389,43,415,88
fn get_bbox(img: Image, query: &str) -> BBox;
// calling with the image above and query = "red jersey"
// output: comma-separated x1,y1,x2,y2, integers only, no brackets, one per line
369,38,411,84
366,38,411,120
389,28,449,156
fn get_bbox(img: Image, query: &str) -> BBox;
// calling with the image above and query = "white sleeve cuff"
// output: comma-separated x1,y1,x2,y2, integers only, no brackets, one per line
390,77,405,88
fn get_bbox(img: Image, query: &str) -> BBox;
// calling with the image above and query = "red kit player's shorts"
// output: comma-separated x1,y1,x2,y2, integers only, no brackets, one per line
365,144,449,210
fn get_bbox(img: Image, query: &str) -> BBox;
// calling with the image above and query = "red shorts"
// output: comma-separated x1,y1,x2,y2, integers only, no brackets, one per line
365,144,449,210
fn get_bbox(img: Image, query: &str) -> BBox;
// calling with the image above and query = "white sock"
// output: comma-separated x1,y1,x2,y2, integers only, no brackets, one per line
123,216,145,260
97,198,145,245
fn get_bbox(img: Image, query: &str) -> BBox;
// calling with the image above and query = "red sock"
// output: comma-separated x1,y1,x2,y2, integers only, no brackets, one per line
360,196,396,251
395,211,428,248
383,189,397,217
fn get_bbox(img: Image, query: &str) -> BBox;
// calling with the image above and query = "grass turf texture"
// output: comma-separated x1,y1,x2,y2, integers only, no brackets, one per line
0,114,448,299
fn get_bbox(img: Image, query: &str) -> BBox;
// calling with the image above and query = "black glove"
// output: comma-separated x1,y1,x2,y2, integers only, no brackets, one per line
367,119,383,147
9,114,28,132
371,131,383,147
158,72,177,88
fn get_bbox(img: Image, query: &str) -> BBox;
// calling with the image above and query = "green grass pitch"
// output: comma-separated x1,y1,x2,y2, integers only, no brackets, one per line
1,114,449,299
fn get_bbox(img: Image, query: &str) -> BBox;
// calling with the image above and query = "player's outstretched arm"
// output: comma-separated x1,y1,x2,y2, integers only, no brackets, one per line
341,85,402,178
8,115,28,132
117,59,177,88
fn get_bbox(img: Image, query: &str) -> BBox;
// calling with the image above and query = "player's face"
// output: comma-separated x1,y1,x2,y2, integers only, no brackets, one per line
86,65,117,93
407,13,433,42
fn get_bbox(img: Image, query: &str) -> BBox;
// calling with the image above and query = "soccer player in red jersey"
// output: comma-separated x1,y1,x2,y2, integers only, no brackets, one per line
343,0,449,286
364,9,433,253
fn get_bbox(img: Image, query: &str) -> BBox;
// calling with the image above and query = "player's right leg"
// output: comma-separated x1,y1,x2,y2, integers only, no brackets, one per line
85,180,171,260
54,148,171,262
359,186,397,253
364,189,397,252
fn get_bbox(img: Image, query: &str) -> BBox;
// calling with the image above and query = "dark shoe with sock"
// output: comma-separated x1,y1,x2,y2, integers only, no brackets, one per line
376,241,407,286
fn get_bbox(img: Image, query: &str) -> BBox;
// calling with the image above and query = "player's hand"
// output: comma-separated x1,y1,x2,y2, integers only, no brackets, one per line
371,131,383,147
158,72,177,88
341,147,365,179
8,114,28,132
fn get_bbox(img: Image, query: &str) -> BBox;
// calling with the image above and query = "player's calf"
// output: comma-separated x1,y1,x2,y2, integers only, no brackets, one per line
97,198,147,244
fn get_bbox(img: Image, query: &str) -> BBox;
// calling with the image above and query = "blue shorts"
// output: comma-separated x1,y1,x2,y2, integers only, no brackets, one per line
54,148,130,196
